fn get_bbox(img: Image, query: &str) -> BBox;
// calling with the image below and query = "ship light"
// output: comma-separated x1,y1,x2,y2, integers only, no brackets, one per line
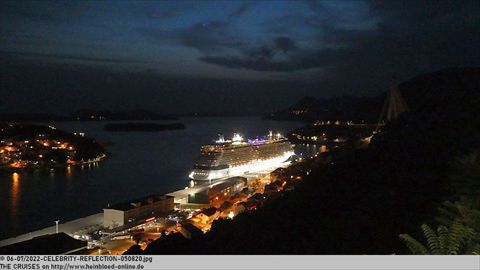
232,133,243,142
216,134,225,143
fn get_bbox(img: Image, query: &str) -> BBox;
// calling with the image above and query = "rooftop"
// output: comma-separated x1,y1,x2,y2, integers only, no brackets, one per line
105,194,174,211
0,233,86,255
200,207,218,217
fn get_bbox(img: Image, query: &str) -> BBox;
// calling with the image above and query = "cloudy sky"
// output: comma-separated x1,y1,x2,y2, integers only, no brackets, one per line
0,0,479,113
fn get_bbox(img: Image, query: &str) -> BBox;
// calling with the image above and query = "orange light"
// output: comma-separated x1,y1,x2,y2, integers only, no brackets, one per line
10,161,26,168
5,146,16,152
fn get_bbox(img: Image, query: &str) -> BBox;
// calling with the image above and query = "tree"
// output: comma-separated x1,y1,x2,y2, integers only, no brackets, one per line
436,198,480,242
449,151,480,199
399,221,480,255
132,233,143,245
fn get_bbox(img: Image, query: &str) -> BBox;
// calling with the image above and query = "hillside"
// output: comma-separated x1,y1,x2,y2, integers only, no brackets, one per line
126,67,480,254
266,68,480,123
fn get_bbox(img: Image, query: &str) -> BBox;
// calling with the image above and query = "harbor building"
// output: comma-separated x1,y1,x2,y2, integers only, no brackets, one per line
103,194,174,229
188,177,247,204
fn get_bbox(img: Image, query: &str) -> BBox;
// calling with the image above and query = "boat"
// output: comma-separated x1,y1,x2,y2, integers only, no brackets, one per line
189,131,294,182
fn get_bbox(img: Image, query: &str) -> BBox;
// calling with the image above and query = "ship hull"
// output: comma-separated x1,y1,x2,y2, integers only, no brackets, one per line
189,150,294,181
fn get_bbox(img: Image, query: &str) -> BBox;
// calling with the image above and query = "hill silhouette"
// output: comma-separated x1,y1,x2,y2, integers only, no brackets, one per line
126,67,480,254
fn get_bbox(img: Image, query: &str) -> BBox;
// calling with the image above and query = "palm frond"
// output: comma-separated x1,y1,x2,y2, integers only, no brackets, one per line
421,224,440,253
399,234,429,255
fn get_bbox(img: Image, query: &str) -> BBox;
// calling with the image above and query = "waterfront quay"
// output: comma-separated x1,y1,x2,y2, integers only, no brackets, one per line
0,161,292,254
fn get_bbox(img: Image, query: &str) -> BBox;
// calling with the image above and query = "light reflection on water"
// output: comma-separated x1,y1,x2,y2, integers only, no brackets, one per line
11,173,20,218
0,117,305,239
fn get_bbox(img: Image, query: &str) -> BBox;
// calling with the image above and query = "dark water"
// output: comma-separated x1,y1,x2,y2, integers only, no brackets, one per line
0,117,315,240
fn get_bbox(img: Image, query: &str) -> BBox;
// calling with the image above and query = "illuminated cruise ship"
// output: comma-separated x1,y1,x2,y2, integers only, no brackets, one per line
189,131,295,182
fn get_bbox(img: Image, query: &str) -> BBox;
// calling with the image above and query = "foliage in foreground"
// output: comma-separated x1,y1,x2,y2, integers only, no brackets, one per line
399,151,480,254
399,221,480,255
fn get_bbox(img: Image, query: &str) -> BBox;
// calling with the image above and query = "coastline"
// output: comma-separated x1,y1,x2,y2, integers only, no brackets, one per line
0,159,292,247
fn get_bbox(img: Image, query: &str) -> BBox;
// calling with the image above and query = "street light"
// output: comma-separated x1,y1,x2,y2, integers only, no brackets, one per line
54,220,60,234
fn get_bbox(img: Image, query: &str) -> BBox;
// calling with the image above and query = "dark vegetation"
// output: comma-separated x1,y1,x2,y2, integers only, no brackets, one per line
104,122,185,132
265,95,383,122
125,68,480,254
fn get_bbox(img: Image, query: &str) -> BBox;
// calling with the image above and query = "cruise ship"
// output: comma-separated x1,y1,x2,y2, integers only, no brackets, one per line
189,131,295,182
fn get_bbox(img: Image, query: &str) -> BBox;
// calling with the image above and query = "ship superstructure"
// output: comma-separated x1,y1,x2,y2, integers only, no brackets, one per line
189,131,294,181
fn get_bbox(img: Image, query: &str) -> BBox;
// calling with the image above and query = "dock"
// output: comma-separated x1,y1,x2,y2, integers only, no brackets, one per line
0,162,290,248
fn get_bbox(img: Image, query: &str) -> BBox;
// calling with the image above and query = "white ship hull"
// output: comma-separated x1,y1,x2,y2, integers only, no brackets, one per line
189,151,294,181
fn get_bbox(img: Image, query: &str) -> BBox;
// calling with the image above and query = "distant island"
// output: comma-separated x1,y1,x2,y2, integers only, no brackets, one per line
0,109,266,122
104,122,185,132
72,109,177,121
0,109,177,122
0,123,106,171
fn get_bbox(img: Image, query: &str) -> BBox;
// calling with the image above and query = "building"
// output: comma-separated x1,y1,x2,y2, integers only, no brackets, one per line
264,181,283,194
188,177,247,204
104,194,174,229
194,207,219,224
178,223,203,240
234,203,246,215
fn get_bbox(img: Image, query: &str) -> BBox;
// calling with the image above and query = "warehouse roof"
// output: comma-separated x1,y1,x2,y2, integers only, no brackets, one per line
105,194,174,211
0,233,86,255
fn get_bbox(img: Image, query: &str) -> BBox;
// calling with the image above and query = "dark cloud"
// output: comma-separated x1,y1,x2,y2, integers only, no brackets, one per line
198,34,331,72
138,1,257,54
0,51,155,65
273,37,297,53
227,0,257,19
2,0,479,113
139,20,243,54
201,56,294,72
200,47,339,72
198,0,480,86
1,1,92,24
245,46,275,60
179,21,243,53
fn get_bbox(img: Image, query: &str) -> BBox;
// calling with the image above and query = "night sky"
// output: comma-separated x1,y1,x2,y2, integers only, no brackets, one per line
1,0,479,114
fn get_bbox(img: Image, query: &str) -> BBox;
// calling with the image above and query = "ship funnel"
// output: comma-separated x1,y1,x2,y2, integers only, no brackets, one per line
216,134,225,143
232,133,243,142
